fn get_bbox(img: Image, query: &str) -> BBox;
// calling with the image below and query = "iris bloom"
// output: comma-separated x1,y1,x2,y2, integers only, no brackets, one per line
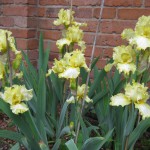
53,9,74,26
110,82,150,119
122,16,150,50
104,45,136,75
0,29,18,53
0,85,33,114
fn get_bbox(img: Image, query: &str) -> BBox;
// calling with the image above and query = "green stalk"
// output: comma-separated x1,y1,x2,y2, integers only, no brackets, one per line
74,0,105,144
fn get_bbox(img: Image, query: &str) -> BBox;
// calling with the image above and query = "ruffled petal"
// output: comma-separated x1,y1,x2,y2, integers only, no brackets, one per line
135,103,150,119
110,93,131,107
59,67,80,79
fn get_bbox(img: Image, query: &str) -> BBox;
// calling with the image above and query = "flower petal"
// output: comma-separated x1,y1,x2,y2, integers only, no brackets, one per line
10,103,28,115
110,93,131,107
59,67,80,79
135,103,150,119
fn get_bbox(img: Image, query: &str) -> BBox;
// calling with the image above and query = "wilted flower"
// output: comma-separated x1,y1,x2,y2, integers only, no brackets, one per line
12,51,22,70
110,81,150,119
53,9,74,26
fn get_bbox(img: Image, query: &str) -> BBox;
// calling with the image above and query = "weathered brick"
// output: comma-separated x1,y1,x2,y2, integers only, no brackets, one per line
28,39,38,49
46,8,60,18
74,8,93,19
73,0,100,6
145,0,150,7
38,7,46,17
14,17,27,28
39,0,68,5
1,0,14,4
27,50,38,60
42,30,62,40
15,0,37,5
0,17,14,27
93,8,116,19
97,34,123,47
27,18,38,28
101,20,136,34
11,29,36,38
3,6,37,16
16,38,28,50
118,9,150,20
105,0,142,7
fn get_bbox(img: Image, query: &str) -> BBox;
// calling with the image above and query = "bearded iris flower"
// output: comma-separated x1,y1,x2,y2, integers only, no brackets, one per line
0,85,33,114
110,81,150,119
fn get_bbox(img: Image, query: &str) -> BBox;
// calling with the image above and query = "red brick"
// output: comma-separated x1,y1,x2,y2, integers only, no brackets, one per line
38,7,46,17
42,30,62,40
0,17,14,27
14,17,27,28
83,33,95,45
1,0,14,4
145,0,150,7
15,0,37,5
103,48,113,58
27,18,38,28
118,9,150,20
3,6,37,17
11,29,36,38
28,39,38,50
27,50,38,60
46,8,60,18
3,6,28,16
39,0,68,5
93,8,116,19
72,0,100,6
101,20,136,34
39,19,63,30
105,0,142,6
97,34,123,47
74,8,93,19
16,38,28,50
85,45,104,57
82,20,97,32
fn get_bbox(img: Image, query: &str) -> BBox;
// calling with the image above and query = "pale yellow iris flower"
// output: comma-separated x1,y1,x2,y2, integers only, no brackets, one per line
0,85,33,114
110,82,150,119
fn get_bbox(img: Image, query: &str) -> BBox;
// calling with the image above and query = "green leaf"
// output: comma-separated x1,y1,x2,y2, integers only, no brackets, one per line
65,139,78,150
10,143,20,150
0,130,23,142
56,102,69,138
128,118,150,149
52,139,61,150
91,55,100,70
82,128,114,150
38,32,44,70
89,69,106,97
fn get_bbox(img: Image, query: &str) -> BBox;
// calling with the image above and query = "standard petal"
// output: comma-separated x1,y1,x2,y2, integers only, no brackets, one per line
135,103,150,120
110,93,131,107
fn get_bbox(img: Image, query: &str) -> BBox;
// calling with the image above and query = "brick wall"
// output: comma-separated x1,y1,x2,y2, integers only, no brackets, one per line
0,0,150,68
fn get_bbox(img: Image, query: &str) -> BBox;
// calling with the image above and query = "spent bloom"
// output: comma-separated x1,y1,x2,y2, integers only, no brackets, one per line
110,81,150,119
0,85,33,114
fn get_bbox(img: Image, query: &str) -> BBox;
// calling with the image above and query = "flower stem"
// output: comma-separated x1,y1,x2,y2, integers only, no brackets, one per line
6,33,13,86
74,0,105,144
